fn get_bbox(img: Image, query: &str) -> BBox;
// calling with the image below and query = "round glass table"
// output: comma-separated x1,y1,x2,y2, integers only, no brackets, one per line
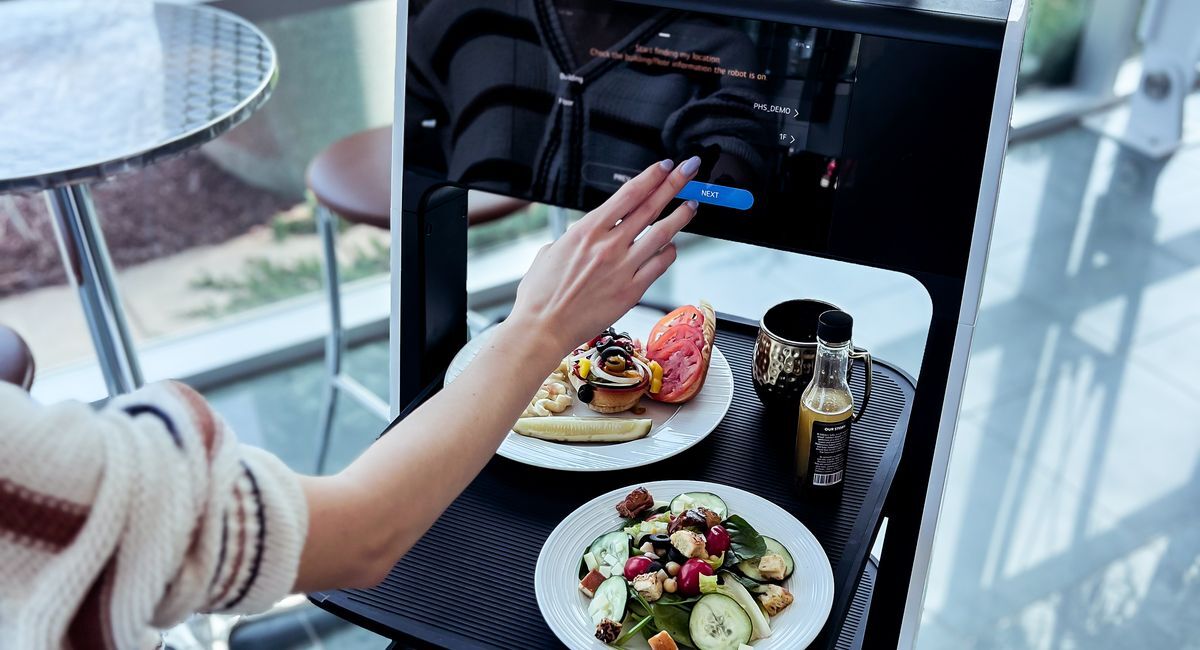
0,1,277,395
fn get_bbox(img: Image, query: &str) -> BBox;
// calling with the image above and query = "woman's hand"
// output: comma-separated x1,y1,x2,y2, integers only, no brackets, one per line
508,156,701,355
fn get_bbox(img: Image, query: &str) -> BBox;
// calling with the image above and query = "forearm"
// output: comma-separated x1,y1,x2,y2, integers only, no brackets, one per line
293,157,698,592
295,315,566,591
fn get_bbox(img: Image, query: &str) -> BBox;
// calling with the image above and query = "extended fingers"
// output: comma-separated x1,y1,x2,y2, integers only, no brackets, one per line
632,242,678,292
629,199,697,263
617,155,701,240
579,159,675,231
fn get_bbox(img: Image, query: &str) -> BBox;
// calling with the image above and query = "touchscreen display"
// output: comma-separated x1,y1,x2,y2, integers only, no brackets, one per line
405,0,855,215
404,0,998,278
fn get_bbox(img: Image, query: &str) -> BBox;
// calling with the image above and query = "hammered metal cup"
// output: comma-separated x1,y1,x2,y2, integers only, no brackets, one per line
753,299,872,418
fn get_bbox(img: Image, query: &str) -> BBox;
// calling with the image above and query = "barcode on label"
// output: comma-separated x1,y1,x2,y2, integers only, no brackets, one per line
813,470,844,486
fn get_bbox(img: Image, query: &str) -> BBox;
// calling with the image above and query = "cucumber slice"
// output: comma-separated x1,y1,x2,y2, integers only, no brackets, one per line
717,573,771,640
735,537,794,581
588,531,631,577
669,492,729,519
689,593,753,650
587,576,628,626
513,417,651,442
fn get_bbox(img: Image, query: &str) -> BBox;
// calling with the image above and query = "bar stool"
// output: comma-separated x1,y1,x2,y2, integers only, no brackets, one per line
306,125,531,473
0,325,35,390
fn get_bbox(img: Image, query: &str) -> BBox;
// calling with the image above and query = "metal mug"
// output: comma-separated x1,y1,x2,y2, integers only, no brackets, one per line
752,299,873,420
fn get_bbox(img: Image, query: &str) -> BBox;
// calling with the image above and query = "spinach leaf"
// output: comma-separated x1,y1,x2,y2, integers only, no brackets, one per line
727,571,764,592
722,515,767,561
627,596,651,619
624,579,698,646
656,593,702,607
614,614,654,646
628,584,653,616
650,602,695,648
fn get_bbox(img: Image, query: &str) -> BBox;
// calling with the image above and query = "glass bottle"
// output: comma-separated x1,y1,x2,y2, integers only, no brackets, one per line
796,310,854,493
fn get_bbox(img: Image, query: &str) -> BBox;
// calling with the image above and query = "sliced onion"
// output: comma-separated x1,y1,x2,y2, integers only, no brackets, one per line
590,363,641,385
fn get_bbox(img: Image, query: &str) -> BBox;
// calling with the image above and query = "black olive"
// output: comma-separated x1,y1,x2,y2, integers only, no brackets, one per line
596,335,613,348
577,383,594,403
667,546,687,565
646,561,663,574
647,533,671,549
600,345,630,361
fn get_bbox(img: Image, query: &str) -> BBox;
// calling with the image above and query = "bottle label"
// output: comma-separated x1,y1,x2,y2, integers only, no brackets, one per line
807,417,850,487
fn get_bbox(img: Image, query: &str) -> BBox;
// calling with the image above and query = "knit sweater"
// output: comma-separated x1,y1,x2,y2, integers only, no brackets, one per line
0,381,308,649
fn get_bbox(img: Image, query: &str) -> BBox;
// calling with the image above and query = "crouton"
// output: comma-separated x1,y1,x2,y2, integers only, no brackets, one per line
669,530,707,558
758,553,787,581
757,584,794,616
648,630,679,650
632,571,664,602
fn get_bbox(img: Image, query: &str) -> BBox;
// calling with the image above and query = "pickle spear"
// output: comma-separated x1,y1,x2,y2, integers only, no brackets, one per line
512,417,652,442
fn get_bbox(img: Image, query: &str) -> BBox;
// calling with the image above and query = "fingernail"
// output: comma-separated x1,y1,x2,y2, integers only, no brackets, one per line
679,156,701,175
686,200,699,210
659,159,674,172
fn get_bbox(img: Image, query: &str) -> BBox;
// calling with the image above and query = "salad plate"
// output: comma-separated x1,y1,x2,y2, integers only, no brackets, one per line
535,480,834,649
444,307,733,471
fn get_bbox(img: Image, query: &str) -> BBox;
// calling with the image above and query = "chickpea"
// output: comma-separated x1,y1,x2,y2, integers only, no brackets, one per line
666,561,681,576
663,578,678,593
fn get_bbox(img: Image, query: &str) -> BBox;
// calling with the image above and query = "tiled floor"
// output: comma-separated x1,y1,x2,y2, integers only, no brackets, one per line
204,122,1200,648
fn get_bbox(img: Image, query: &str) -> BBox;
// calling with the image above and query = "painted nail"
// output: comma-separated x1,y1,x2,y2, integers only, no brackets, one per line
686,200,699,210
659,159,675,171
679,156,701,175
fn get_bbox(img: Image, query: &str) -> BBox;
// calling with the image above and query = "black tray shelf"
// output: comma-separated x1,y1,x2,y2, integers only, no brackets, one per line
312,315,913,649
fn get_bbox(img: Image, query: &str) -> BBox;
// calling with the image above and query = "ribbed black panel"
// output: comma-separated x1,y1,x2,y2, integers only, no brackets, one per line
312,318,912,649
836,557,877,650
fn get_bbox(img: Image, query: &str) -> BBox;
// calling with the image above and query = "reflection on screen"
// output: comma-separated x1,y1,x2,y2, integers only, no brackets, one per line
404,0,858,218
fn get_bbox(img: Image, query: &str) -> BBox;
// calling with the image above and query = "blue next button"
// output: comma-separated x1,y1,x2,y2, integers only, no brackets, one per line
676,181,754,211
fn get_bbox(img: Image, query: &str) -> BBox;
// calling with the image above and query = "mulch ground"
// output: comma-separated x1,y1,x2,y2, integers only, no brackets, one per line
0,152,294,297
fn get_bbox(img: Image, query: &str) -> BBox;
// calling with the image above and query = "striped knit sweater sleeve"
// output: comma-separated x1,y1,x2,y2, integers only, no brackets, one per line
0,381,309,649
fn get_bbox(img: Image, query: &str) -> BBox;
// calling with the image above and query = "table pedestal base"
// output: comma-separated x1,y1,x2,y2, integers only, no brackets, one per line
45,184,143,395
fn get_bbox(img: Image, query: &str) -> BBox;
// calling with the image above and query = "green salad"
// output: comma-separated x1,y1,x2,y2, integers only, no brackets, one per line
576,487,797,649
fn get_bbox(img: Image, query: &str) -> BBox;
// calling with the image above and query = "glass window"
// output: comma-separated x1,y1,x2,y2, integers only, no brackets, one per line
1018,0,1093,92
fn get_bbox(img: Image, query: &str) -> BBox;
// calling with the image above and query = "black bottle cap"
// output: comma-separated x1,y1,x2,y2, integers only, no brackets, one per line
817,310,853,344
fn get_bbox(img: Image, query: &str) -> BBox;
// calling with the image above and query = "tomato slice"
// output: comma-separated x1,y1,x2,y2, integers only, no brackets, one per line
647,307,704,348
647,323,704,355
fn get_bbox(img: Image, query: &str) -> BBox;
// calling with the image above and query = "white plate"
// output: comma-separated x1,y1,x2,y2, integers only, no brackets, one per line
535,480,835,649
444,307,733,471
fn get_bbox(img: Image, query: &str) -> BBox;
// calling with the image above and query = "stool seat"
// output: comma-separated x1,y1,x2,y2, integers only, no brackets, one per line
306,126,392,228
305,125,529,229
0,326,34,390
